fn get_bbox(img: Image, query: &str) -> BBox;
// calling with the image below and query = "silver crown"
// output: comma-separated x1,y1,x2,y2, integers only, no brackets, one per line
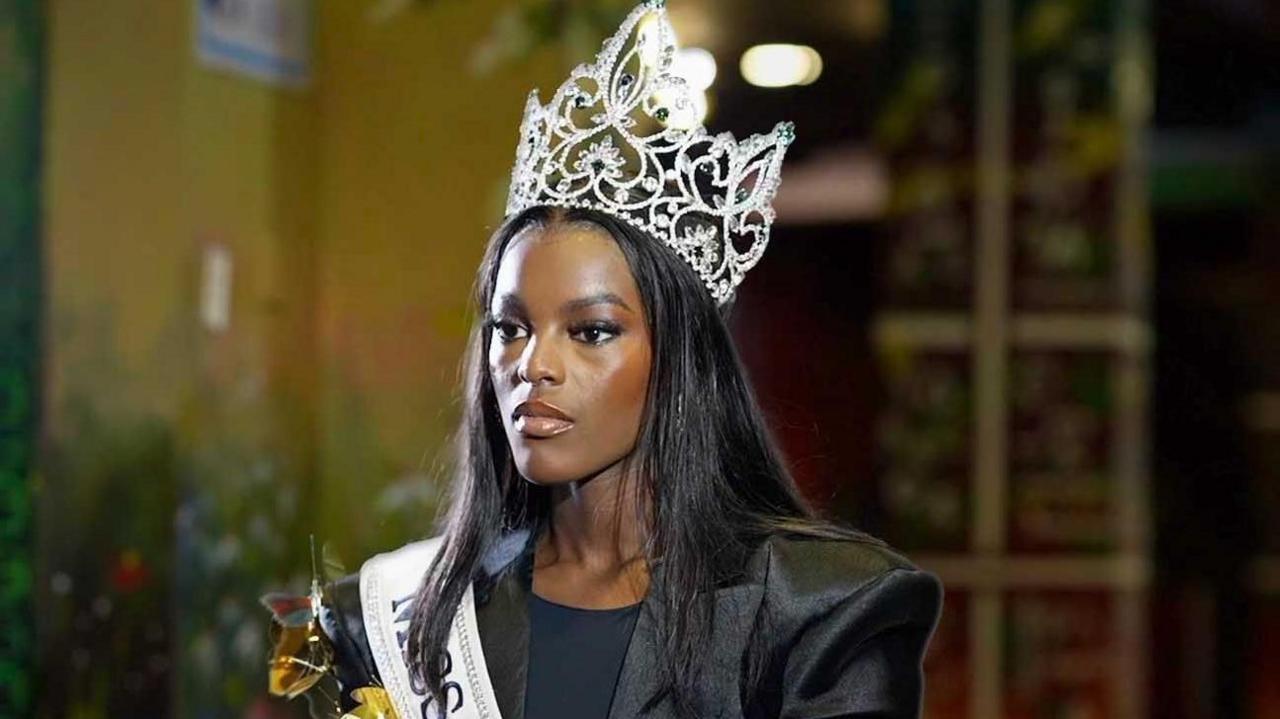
504,0,795,304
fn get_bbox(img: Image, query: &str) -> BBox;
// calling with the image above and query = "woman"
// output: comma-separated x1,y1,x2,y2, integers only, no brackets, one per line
269,3,942,718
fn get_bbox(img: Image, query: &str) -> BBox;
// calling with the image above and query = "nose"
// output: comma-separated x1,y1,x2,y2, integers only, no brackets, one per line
516,334,563,386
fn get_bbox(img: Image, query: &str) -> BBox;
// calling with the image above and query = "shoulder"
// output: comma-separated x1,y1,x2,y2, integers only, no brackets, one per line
324,538,445,646
756,532,943,634
316,536,451,702
748,534,943,715
324,536,445,620
762,532,923,590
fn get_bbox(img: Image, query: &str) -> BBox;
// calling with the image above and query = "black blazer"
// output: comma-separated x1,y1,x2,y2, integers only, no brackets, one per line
321,529,943,719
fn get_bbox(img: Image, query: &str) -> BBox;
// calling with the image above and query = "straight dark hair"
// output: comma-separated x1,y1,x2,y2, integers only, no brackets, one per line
405,205,881,717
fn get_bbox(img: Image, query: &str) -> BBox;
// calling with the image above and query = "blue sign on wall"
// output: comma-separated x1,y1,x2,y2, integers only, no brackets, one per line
196,0,312,88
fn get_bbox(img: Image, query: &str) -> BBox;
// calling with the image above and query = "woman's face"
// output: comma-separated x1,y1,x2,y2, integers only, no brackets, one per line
487,221,652,487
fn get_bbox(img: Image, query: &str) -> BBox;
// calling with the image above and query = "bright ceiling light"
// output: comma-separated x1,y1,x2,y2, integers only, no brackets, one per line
673,47,717,91
740,44,823,88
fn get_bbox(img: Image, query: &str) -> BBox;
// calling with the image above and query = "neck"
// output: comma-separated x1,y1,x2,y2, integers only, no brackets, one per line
540,462,649,573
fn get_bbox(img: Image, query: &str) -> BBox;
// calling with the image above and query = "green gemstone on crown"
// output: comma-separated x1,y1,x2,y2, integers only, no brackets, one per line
654,107,670,122
777,121,796,145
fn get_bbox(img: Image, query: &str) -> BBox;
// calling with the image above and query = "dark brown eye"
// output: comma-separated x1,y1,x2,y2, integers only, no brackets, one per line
489,318,528,343
570,321,621,345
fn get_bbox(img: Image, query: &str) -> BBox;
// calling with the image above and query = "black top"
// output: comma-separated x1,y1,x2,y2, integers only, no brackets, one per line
523,593,642,719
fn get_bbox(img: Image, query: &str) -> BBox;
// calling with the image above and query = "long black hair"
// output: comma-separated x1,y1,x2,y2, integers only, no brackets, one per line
405,204,881,717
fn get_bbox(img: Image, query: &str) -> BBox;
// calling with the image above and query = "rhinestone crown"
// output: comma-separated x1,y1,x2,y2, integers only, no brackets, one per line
504,0,795,304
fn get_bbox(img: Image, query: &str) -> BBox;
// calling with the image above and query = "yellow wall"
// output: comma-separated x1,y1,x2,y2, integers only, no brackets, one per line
44,1,191,423
313,0,559,555
44,0,319,433
42,0,562,713
43,2,322,714
44,0,561,569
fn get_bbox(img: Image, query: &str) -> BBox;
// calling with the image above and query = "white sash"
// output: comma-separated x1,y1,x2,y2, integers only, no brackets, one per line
359,538,503,719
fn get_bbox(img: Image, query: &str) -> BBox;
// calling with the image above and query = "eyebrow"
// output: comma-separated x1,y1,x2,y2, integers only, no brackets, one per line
492,291,633,315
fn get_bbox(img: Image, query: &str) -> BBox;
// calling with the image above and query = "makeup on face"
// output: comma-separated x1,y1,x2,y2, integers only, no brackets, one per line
487,223,652,487
512,398,575,438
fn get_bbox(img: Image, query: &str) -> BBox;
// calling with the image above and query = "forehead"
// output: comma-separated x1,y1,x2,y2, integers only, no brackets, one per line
493,222,640,308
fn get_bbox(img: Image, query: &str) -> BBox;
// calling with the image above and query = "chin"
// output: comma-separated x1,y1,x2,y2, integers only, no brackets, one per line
513,452,589,486
510,443,630,487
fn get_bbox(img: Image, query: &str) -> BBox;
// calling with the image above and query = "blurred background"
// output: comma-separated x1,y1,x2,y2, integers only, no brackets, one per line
1,0,1279,716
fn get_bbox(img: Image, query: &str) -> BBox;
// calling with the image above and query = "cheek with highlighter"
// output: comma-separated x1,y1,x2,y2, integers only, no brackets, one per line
485,223,654,486
488,325,651,486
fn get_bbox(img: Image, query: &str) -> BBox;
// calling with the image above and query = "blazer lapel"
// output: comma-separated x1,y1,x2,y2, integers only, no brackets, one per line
607,561,767,718
604,581,664,719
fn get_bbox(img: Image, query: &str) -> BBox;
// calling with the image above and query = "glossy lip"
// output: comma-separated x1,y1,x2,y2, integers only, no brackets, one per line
512,399,575,438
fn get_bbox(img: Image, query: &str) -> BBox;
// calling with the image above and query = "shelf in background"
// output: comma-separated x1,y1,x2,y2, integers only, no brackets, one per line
872,312,1151,351
912,554,1152,590
1251,556,1280,595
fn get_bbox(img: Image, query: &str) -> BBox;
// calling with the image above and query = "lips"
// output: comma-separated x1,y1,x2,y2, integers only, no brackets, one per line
512,399,575,438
